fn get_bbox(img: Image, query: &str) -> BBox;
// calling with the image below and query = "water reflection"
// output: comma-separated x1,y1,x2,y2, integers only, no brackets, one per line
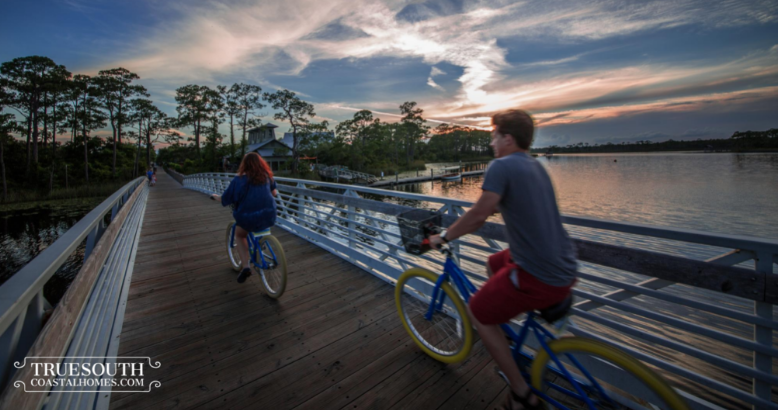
0,200,101,304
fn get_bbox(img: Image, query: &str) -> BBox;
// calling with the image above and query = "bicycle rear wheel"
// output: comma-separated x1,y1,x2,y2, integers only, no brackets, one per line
530,337,689,410
225,223,242,272
395,268,473,363
256,234,287,298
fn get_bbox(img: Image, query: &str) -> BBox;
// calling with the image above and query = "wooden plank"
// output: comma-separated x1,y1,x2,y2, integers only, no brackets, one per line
111,289,398,409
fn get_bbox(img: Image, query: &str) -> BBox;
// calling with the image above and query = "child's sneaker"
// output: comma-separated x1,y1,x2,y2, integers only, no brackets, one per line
237,268,252,283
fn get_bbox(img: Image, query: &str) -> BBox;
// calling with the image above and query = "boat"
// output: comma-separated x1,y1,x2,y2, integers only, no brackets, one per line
440,166,462,181
544,149,554,158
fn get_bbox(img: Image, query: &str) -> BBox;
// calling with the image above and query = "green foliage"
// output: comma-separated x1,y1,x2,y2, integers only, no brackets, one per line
265,89,315,172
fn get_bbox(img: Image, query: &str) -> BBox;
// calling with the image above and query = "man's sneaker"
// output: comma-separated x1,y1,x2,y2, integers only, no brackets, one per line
238,268,252,283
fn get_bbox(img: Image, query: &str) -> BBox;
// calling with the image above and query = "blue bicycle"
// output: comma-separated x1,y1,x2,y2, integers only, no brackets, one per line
225,223,287,298
394,210,687,410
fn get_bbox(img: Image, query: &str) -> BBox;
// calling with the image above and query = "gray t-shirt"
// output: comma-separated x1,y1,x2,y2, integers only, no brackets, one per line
481,152,577,286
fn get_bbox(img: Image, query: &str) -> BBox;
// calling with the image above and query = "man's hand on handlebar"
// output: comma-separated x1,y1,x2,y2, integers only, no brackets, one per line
428,234,445,250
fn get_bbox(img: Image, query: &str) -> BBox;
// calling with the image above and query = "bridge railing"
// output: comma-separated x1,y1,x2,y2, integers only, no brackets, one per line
0,177,149,409
183,172,777,410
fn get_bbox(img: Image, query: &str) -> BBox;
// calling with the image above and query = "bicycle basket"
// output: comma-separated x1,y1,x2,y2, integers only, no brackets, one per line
397,209,442,255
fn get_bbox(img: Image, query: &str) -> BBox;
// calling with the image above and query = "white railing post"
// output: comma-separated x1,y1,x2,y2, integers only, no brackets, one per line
345,190,358,250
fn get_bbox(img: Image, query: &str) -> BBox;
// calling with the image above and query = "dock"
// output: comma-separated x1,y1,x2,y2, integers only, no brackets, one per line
369,170,485,187
110,171,510,409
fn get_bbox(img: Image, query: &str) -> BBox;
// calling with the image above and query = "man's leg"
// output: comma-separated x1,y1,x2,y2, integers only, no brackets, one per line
467,306,537,406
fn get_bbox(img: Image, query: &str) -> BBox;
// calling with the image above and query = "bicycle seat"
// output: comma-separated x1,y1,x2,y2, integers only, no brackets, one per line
539,295,573,324
251,228,271,237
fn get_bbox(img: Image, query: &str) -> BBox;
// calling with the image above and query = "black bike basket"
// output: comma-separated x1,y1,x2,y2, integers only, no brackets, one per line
397,209,442,255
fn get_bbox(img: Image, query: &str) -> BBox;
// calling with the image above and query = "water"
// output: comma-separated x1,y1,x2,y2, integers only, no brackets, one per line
395,153,778,238
386,152,778,409
0,199,103,305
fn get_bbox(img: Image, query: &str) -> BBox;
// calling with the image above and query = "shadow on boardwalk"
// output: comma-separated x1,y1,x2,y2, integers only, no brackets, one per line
111,170,506,410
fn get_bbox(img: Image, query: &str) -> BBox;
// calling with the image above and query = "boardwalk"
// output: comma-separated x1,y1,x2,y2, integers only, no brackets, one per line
110,170,508,410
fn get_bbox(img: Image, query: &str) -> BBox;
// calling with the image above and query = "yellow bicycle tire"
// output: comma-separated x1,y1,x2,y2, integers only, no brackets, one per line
530,337,689,410
395,268,474,363
257,234,287,299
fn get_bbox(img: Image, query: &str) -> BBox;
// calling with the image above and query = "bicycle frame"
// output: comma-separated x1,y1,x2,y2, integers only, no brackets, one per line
424,249,617,410
228,223,277,270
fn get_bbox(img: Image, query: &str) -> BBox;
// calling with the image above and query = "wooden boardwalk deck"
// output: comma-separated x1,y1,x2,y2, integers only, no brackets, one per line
110,170,508,410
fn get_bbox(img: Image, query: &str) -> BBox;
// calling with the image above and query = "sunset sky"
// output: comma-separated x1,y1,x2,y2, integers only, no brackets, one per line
2,0,777,147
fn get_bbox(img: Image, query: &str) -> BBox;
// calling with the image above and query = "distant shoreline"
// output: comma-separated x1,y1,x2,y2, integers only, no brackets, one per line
531,149,778,155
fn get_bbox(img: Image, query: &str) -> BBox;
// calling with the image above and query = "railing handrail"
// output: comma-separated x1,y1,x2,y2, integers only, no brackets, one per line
0,177,145,334
191,172,778,251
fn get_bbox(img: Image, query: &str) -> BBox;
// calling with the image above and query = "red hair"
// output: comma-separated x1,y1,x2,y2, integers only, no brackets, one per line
237,152,274,184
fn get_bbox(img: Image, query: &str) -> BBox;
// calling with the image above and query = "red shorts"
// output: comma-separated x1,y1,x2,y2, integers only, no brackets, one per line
470,249,574,325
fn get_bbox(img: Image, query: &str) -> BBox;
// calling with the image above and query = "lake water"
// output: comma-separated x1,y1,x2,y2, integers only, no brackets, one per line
395,153,778,239
385,152,778,409
0,199,103,305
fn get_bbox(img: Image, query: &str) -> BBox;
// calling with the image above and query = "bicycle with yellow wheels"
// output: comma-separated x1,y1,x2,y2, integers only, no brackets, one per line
225,223,288,298
394,210,689,410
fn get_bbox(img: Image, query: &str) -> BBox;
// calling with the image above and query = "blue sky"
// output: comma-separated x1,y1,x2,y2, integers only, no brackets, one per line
2,0,777,147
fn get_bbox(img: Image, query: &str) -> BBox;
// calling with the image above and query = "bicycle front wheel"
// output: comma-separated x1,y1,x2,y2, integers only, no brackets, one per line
225,223,242,272
530,337,689,410
395,268,473,363
256,234,287,298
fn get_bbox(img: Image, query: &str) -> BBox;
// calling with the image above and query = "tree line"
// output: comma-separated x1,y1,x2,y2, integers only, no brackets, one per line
0,56,331,200
0,56,168,201
160,95,494,177
1,55,495,202
532,129,778,154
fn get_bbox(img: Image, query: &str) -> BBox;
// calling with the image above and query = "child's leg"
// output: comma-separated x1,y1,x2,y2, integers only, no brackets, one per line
234,225,251,269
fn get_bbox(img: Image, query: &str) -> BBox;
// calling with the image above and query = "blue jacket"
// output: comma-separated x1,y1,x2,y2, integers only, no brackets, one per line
221,175,277,232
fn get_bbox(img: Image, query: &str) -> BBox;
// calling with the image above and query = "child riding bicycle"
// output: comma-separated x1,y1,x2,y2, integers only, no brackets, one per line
210,152,278,284
428,110,578,410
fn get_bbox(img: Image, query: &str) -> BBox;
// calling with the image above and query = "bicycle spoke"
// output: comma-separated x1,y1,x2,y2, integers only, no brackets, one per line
400,275,466,357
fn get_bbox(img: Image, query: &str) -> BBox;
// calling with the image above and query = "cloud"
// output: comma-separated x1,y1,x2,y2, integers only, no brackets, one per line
302,19,371,41
426,66,447,90
427,77,445,91
430,66,446,77
80,0,777,137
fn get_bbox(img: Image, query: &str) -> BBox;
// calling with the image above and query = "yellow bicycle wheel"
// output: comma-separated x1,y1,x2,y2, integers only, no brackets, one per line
256,234,287,298
395,268,473,363
530,337,689,410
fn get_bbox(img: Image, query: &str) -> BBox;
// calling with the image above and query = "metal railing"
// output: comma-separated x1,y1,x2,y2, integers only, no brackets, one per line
184,172,777,410
0,177,148,407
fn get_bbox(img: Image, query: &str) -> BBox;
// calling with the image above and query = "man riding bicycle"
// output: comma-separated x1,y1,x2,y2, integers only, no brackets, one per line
429,109,578,410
